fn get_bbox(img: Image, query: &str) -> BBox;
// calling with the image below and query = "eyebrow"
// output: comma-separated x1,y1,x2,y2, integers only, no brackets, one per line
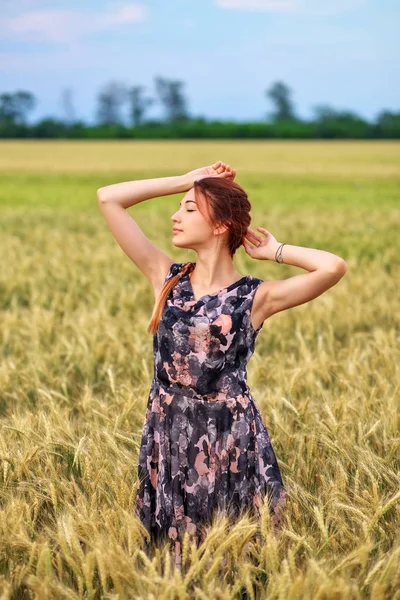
179,199,197,206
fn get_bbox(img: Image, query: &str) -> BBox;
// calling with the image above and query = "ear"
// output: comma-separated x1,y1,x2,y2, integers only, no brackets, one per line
214,223,230,236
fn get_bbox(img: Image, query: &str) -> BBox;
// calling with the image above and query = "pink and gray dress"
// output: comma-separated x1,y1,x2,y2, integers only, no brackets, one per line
135,261,287,567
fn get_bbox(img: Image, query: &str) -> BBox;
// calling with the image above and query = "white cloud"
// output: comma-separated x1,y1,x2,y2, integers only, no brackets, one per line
0,3,147,44
216,0,364,15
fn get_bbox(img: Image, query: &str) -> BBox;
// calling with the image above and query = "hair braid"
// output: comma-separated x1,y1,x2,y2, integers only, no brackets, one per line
147,262,195,334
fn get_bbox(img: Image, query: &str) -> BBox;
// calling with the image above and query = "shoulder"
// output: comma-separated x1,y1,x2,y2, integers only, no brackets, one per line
168,262,183,277
151,262,183,301
243,275,264,294
237,275,272,306
235,276,265,307
248,275,263,285
247,278,277,323
164,261,188,282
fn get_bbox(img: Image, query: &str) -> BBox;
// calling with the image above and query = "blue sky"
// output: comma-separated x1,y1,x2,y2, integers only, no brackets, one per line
1,0,398,124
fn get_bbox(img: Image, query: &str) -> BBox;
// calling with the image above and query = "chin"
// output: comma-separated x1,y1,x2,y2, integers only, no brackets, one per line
173,239,192,250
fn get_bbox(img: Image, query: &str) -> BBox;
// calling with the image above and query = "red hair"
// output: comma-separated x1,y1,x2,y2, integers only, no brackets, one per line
147,177,252,334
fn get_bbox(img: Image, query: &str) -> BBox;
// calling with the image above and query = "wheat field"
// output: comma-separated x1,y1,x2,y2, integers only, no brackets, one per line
0,140,399,599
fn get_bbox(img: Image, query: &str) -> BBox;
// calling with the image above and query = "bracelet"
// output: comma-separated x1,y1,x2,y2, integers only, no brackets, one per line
275,243,286,263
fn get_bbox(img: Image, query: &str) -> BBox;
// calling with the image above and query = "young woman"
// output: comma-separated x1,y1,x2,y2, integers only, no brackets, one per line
97,160,347,569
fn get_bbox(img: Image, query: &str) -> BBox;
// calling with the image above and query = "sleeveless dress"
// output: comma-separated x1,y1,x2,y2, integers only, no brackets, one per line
135,262,287,567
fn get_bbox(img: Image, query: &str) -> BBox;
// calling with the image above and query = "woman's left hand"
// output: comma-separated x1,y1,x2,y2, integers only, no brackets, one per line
185,161,236,185
242,227,281,261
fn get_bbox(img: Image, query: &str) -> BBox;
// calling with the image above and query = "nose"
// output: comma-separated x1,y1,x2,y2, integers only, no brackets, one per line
171,212,181,225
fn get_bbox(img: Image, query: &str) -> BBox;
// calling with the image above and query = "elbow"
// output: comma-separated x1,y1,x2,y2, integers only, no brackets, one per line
97,187,108,203
329,259,348,279
336,259,348,276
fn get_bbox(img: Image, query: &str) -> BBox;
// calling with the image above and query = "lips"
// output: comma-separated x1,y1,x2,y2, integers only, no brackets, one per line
172,228,183,233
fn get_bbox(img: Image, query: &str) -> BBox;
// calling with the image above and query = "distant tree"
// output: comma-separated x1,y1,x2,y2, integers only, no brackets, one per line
265,81,296,122
312,104,369,138
128,86,154,127
96,81,128,125
33,118,67,138
154,76,189,123
312,104,337,121
374,110,400,138
61,88,76,126
0,90,36,124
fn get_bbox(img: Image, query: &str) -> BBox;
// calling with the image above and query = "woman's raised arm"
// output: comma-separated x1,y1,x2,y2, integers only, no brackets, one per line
97,174,193,293
244,226,348,329
97,174,192,208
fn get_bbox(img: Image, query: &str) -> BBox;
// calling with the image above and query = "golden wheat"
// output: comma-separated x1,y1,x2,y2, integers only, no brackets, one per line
0,140,399,599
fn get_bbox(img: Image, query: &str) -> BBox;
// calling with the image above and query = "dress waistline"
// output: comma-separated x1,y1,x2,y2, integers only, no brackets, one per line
152,377,249,403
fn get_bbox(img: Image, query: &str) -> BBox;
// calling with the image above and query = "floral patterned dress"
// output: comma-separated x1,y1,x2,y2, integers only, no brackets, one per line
135,262,287,567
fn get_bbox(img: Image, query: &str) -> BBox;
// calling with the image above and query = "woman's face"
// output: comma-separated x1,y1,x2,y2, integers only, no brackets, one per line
170,188,215,250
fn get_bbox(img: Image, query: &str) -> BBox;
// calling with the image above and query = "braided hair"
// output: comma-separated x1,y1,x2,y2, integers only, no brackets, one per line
147,262,195,334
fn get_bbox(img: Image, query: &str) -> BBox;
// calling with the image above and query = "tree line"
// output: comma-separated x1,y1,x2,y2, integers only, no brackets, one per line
1,77,399,139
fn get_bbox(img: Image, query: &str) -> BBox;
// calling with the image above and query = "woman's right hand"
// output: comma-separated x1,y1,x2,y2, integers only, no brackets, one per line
184,161,236,187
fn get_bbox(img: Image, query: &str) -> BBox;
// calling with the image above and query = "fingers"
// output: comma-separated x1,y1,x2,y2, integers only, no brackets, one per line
223,166,237,179
244,227,265,244
246,229,262,245
248,227,270,245
243,229,254,243
212,160,223,175
242,239,254,255
213,160,236,178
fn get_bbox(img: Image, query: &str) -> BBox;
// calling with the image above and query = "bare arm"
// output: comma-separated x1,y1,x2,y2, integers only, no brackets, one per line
97,174,192,208
97,174,193,293
243,227,348,327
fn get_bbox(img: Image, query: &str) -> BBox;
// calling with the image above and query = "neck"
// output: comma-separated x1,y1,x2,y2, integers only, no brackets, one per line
188,260,242,287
